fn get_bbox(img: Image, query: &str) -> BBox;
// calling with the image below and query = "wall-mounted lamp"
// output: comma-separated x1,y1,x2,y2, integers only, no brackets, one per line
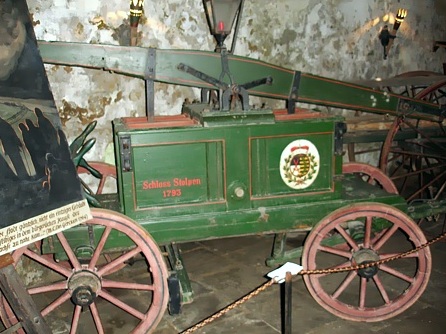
203,0,243,52
378,8,407,59
393,8,408,31
130,0,144,46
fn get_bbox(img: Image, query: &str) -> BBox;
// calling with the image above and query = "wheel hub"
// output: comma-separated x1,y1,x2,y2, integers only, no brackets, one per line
352,248,380,279
68,270,101,306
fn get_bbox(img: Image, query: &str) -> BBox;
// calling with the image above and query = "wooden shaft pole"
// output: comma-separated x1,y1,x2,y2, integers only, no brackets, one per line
0,254,52,334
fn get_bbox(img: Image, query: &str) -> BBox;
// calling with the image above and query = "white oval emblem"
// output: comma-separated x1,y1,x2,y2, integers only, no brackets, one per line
280,139,320,189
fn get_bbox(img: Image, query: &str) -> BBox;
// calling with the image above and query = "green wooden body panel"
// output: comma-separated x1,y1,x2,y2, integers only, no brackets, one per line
115,109,339,217
47,175,406,256
102,107,406,246
38,41,443,121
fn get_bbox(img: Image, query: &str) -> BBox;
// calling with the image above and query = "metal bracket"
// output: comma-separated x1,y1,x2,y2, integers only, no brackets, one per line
397,97,423,118
398,97,446,123
222,85,250,111
334,122,347,156
145,48,156,122
178,63,227,89
179,62,272,111
287,71,301,114
201,88,210,103
120,135,132,172
165,243,194,304
240,76,272,90
219,48,234,85
167,273,181,315
145,48,156,80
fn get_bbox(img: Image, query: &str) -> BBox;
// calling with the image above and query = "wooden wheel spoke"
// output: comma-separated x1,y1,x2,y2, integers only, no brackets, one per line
363,216,372,248
57,232,81,270
89,225,113,270
317,245,351,258
69,305,82,334
388,149,402,160
335,225,359,251
77,162,117,196
433,181,446,200
389,152,408,180
28,281,67,295
316,260,351,278
102,279,155,291
97,246,141,276
370,228,387,245
407,169,446,202
331,270,356,299
359,277,367,309
97,178,107,194
392,162,446,179
379,252,419,259
90,302,105,334
23,248,72,277
404,122,446,153
41,291,71,316
373,274,390,304
372,224,398,250
379,264,415,283
98,289,145,320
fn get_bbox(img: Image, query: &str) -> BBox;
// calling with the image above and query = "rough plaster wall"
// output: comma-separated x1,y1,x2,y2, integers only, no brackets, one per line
27,0,446,164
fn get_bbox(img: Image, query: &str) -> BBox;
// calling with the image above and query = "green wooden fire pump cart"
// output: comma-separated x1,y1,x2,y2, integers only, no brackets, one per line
2,1,446,333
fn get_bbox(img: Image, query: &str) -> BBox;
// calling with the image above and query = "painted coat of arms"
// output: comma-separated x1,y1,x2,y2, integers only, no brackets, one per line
280,139,320,189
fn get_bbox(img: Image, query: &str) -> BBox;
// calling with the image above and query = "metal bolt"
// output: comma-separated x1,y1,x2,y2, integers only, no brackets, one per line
234,187,244,198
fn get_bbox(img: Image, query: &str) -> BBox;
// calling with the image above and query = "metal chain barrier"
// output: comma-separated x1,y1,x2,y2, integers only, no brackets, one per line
181,280,275,334
300,230,446,275
180,230,446,333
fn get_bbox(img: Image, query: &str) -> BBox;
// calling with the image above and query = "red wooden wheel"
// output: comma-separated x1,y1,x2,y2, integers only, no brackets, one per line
77,161,117,195
347,72,446,164
379,78,446,202
0,208,168,333
302,203,431,322
384,71,446,100
342,162,398,194
379,122,446,202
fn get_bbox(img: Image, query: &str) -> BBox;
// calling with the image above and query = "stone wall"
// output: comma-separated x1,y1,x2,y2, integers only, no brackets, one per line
27,0,446,163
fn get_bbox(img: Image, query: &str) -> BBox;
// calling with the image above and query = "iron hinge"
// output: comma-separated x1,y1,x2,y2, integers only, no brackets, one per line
120,135,132,172
334,122,347,156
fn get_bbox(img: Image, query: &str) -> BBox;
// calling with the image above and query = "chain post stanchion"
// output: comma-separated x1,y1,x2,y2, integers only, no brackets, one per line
284,271,292,334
